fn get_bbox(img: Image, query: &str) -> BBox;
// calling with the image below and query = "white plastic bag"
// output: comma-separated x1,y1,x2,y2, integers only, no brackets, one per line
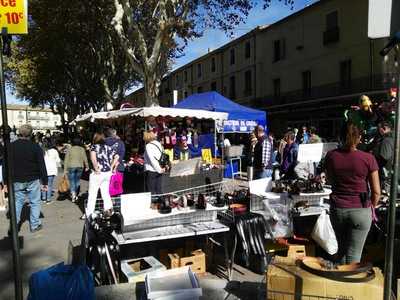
311,210,338,255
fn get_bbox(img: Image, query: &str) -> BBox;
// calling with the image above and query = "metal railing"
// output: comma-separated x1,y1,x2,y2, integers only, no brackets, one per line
253,73,399,108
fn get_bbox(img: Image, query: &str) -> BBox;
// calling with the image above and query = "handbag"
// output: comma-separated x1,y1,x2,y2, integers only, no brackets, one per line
58,175,70,193
109,172,123,196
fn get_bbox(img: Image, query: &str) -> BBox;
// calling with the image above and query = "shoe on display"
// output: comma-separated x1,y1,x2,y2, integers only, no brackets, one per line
30,224,43,233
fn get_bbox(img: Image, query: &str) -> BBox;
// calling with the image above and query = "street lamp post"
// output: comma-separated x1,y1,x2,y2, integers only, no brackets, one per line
381,32,400,300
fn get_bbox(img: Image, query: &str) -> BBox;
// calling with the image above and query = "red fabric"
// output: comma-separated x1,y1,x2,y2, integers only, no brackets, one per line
325,149,379,208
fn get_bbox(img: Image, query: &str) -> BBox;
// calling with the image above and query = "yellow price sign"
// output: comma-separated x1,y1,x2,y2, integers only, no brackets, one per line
0,0,28,34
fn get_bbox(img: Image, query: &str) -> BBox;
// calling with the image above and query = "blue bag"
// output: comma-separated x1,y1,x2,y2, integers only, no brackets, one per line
28,263,95,300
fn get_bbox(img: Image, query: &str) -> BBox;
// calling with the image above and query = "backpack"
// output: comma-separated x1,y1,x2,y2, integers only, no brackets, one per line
150,142,170,168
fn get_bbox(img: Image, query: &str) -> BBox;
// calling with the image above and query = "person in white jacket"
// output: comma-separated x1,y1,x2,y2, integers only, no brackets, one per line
143,131,165,206
41,139,61,203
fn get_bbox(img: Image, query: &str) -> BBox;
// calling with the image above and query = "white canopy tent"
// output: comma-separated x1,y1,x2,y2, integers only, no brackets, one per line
72,106,229,158
72,106,228,124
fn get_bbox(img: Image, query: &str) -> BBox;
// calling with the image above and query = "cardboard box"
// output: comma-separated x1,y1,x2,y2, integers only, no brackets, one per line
168,250,206,274
266,264,384,300
121,256,166,283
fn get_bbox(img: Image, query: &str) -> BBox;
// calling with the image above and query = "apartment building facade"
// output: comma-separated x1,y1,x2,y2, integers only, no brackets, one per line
0,104,62,131
127,0,397,137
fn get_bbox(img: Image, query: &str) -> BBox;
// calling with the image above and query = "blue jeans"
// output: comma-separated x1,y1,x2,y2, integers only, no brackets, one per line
41,175,55,202
14,179,41,230
254,168,273,179
67,168,83,194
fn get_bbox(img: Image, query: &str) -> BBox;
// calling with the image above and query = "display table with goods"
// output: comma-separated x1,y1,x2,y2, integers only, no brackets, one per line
83,180,253,286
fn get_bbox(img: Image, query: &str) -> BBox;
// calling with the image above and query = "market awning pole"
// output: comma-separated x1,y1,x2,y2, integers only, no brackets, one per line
0,35,23,300
383,44,400,300
214,122,217,158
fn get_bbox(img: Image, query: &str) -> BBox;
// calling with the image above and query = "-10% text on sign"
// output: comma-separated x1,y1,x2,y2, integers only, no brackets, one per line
0,0,28,34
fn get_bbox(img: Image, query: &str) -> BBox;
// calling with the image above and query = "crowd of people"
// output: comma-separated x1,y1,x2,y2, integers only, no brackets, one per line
0,97,395,266
248,125,324,181
246,113,394,264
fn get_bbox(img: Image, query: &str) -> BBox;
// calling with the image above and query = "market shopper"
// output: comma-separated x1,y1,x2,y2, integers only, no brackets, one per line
105,127,126,172
299,126,310,144
280,131,298,179
308,126,322,143
253,125,273,179
64,137,89,202
371,121,394,194
41,139,61,204
143,131,165,206
6,124,48,233
325,123,381,264
86,133,119,218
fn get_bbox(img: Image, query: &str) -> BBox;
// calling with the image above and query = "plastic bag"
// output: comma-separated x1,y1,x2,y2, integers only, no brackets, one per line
109,172,124,196
28,263,95,300
58,175,69,193
311,210,338,255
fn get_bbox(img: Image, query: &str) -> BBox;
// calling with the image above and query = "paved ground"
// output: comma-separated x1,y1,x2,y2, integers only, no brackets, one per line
0,175,86,300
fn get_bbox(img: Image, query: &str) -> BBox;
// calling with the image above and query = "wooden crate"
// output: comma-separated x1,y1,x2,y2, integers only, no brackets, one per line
168,250,206,274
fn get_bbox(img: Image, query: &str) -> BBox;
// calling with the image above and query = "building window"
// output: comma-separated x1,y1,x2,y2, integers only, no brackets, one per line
323,11,339,45
273,39,285,62
211,81,217,91
211,57,216,72
326,11,338,30
197,64,202,78
302,70,312,96
184,70,188,82
340,59,352,88
229,76,236,99
273,78,281,97
245,42,251,59
230,48,235,65
197,86,203,93
176,74,181,88
244,70,252,95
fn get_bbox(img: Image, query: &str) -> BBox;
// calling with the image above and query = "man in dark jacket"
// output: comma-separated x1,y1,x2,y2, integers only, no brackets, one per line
372,121,394,193
6,124,47,233
280,131,299,179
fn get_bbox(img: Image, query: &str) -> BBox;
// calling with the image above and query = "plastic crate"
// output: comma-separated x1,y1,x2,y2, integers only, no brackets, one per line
225,145,244,158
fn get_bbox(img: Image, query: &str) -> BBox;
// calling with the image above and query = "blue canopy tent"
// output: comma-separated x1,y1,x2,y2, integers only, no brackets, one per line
173,91,267,133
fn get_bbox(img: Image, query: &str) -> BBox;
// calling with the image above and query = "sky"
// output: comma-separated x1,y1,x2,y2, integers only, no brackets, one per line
6,0,318,104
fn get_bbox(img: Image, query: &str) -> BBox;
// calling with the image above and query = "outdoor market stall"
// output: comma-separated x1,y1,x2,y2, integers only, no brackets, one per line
73,106,229,194
174,91,268,178
173,91,267,133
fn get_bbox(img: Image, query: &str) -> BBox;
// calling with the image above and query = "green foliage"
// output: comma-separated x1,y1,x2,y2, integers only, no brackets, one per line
7,0,139,128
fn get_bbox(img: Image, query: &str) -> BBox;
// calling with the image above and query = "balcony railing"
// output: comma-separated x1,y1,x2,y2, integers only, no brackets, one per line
253,73,399,108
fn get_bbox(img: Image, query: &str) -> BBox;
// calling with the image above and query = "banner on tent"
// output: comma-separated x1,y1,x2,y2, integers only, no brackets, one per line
219,119,262,133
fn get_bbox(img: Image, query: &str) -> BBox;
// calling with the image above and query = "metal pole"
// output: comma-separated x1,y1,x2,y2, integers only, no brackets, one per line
0,39,23,300
383,46,400,300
